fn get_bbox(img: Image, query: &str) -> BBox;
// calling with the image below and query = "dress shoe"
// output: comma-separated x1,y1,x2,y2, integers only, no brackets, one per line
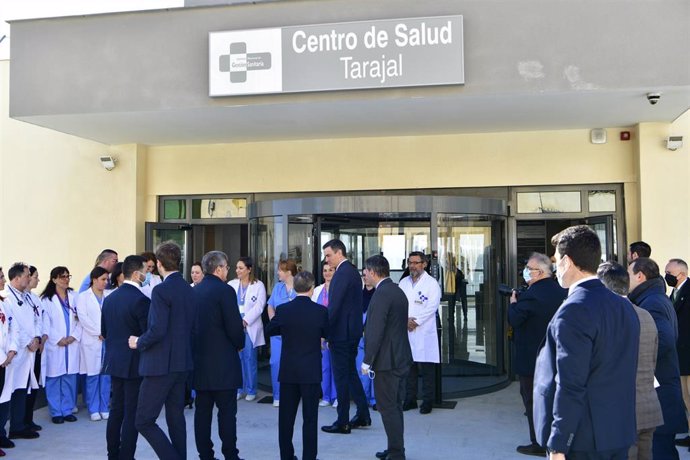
64,415,77,422
52,416,64,424
419,404,432,415
349,415,372,428
676,436,690,446
516,443,547,457
26,422,42,431
0,448,5,457
372,404,377,411
0,437,14,448
375,449,389,459
9,429,39,439
321,422,351,434
402,400,418,411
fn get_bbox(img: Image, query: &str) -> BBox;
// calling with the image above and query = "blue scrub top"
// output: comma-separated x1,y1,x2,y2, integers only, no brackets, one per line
268,282,296,309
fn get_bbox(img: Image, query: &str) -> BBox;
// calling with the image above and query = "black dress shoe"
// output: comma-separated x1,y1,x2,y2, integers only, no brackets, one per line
402,401,418,411
372,404,377,411
321,422,351,434
26,422,42,432
516,443,547,457
0,437,14,449
8,429,39,439
375,449,389,459
64,415,77,422
419,404,432,414
676,436,690,446
349,415,372,428
52,416,64,424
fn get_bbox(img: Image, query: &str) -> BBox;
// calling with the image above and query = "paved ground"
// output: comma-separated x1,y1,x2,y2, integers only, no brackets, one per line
9,382,690,459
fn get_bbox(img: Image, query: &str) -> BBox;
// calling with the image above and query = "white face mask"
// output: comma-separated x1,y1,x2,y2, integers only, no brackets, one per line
522,267,532,284
556,256,569,288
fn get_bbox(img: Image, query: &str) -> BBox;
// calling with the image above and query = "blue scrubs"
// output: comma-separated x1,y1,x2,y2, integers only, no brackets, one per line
267,282,296,401
85,295,111,415
46,300,78,417
315,287,337,403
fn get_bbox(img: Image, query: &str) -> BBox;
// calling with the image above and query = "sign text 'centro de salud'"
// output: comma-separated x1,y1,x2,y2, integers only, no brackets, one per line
209,15,464,96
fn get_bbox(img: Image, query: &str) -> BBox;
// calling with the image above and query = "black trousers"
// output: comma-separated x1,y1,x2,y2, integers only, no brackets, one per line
374,366,409,460
518,375,537,444
405,362,435,406
567,448,628,460
330,340,370,426
279,382,320,460
107,376,141,460
194,389,240,460
24,348,42,425
135,371,188,460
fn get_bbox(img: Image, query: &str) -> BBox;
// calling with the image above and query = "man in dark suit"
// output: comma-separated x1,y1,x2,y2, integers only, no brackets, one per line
321,239,371,434
533,225,639,460
193,251,245,460
628,258,687,459
361,255,412,460
128,241,196,460
665,258,690,448
267,271,329,460
508,252,566,457
101,255,150,460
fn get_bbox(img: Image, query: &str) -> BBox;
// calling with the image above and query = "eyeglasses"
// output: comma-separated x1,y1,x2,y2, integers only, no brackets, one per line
407,260,424,265
526,267,541,271
58,274,72,280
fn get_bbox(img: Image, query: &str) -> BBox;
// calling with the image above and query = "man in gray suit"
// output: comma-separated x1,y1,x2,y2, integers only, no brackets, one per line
597,261,662,460
361,255,413,460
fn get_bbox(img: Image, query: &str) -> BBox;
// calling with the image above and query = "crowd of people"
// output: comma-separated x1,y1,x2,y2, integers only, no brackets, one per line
509,229,690,460
0,238,444,459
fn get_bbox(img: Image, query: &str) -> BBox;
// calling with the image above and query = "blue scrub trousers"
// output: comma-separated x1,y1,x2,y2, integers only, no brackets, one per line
238,332,257,396
86,374,111,414
321,348,337,403
46,374,78,417
270,336,282,401
356,337,376,405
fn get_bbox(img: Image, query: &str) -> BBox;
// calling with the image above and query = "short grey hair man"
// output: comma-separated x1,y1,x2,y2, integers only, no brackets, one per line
202,251,229,275
294,271,315,294
529,252,552,276
597,261,629,296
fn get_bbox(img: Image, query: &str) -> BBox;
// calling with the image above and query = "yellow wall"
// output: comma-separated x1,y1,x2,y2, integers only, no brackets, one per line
0,61,146,286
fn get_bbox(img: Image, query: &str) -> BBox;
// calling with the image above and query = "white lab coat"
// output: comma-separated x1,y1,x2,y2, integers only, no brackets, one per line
140,274,162,299
311,284,329,306
41,291,82,382
26,291,47,337
228,279,266,348
0,286,40,402
76,289,104,376
399,271,442,363
0,299,18,378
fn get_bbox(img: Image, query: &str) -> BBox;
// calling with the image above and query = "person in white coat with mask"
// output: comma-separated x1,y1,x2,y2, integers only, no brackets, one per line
40,266,82,424
228,257,266,401
398,251,441,415
77,267,111,421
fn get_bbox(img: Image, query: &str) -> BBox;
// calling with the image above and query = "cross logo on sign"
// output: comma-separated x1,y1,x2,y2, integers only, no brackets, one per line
218,42,272,83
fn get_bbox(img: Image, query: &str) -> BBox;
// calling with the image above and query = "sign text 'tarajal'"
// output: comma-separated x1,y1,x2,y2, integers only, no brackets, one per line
209,15,464,97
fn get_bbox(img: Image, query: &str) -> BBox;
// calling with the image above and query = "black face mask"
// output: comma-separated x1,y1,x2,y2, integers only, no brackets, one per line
665,273,678,287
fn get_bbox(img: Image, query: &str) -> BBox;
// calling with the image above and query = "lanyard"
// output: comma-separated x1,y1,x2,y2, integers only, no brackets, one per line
57,293,75,315
238,282,248,306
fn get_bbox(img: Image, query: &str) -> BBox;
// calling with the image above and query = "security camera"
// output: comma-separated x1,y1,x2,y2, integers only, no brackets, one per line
646,92,661,105
99,155,116,171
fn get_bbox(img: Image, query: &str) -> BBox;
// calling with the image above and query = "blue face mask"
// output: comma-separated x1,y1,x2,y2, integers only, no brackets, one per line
141,272,152,287
522,267,532,283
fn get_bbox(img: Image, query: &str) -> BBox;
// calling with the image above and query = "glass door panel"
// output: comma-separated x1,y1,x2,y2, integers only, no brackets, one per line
250,216,283,291
288,216,315,275
585,215,615,262
145,222,192,281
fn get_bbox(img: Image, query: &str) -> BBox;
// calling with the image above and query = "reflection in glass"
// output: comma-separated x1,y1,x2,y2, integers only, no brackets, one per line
163,199,186,220
251,216,283,291
192,198,247,219
517,191,581,213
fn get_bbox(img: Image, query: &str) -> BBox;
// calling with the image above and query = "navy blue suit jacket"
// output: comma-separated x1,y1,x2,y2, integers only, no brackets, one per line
267,295,329,384
533,278,639,454
327,260,363,343
630,277,688,435
137,272,196,377
101,283,150,379
508,278,566,376
192,274,245,391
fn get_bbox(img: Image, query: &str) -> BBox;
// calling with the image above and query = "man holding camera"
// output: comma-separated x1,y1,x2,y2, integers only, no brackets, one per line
508,253,566,457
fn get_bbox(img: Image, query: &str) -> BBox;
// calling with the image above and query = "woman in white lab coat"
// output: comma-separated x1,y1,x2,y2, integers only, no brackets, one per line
77,267,111,421
0,267,18,455
311,262,337,406
40,266,82,424
228,257,266,401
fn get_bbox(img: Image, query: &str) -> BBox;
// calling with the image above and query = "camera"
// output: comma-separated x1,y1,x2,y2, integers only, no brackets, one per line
498,283,526,298
646,92,661,105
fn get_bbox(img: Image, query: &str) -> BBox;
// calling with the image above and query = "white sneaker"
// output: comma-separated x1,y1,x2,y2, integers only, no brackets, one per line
319,400,331,407
245,394,256,401
90,413,102,421
273,399,280,407
100,412,109,420
332,400,338,408
236,393,244,401
72,407,79,414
